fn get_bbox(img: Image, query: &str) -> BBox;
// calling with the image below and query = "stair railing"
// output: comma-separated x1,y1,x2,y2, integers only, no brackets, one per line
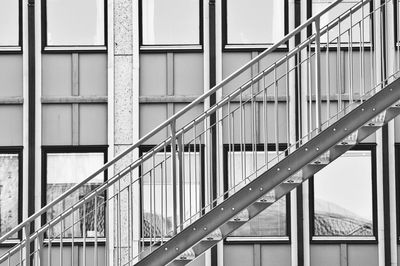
0,0,393,265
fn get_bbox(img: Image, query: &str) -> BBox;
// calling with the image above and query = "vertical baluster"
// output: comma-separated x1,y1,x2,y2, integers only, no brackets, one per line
177,134,184,230
170,121,178,235
250,79,256,176
286,57,290,147
24,224,30,266
274,66,279,156
326,28,331,124
94,196,98,266
349,13,354,105
263,73,268,165
60,220,63,266
71,209,74,264
193,125,198,218
82,203,86,266
307,45,312,133
239,90,244,188
314,18,322,131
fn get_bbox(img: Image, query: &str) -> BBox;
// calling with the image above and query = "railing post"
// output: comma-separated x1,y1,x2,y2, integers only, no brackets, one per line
24,224,30,266
314,17,322,132
37,232,44,265
177,134,184,232
170,121,178,235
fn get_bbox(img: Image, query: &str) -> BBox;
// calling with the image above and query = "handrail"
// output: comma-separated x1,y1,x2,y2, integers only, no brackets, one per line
0,0,368,247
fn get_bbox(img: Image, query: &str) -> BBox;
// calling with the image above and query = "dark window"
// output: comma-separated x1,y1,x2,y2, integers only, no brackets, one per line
311,0,371,44
0,0,20,50
0,148,22,238
44,0,106,50
140,0,202,50
311,147,376,241
224,145,289,241
223,0,287,49
43,147,107,239
139,145,203,239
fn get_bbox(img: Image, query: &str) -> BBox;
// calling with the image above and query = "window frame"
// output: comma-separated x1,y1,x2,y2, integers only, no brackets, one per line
41,0,108,53
309,144,378,244
222,0,289,52
138,144,205,242
307,0,374,51
223,143,291,243
395,143,400,243
138,0,204,52
0,0,22,53
0,147,23,245
41,145,108,244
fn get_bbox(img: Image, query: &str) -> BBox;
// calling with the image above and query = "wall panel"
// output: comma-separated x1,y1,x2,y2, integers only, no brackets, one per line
0,55,23,97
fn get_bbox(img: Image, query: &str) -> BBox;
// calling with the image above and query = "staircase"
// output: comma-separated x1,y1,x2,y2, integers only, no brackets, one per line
0,0,399,265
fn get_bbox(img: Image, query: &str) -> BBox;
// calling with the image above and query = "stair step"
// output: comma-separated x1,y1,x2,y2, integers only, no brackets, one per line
202,229,222,241
309,151,330,165
169,248,195,265
283,170,303,183
257,191,276,203
338,131,358,146
220,220,247,236
229,209,249,222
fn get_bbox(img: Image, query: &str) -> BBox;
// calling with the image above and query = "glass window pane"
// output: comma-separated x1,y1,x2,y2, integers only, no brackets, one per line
0,0,19,46
0,154,19,237
312,0,371,43
227,0,285,45
313,150,373,237
46,152,105,238
141,150,202,238
228,151,287,237
46,0,105,46
142,0,200,45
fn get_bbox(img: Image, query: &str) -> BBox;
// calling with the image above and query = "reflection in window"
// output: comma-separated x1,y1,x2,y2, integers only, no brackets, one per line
141,0,200,45
46,152,105,238
226,0,285,45
312,0,371,43
46,0,105,46
0,0,19,46
313,150,374,237
141,148,202,238
0,154,19,237
227,150,287,238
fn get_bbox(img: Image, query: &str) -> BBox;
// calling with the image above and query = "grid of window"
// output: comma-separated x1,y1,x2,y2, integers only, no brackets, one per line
225,147,289,240
224,0,286,49
311,149,375,240
44,149,106,239
140,146,203,239
0,151,21,238
0,0,20,48
311,0,371,43
140,0,202,49
44,0,106,49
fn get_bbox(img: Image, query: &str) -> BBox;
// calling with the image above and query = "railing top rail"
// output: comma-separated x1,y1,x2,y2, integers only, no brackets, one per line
0,0,371,244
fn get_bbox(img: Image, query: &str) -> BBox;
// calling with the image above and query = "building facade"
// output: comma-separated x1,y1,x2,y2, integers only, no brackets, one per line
0,0,399,265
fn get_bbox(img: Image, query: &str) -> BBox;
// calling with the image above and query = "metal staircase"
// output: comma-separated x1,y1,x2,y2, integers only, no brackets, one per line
0,0,400,265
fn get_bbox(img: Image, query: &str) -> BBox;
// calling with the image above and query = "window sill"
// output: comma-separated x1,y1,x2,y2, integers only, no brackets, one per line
140,44,203,52
223,44,288,52
0,46,22,53
311,236,377,244
43,45,107,53
225,236,289,243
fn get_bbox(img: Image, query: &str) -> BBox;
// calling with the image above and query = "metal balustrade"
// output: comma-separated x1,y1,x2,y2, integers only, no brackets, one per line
1,0,400,265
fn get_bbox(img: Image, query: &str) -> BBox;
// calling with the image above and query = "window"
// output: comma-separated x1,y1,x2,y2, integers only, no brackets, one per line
0,149,21,239
223,0,287,49
311,147,376,241
311,0,371,44
44,0,106,50
224,145,289,241
140,0,202,50
43,147,107,239
0,0,20,50
140,145,203,239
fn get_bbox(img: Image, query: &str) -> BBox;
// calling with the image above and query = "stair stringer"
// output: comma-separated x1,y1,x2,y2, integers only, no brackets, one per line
135,79,400,266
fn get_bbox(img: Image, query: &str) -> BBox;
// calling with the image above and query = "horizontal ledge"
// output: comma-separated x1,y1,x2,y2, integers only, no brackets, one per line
225,236,290,242
0,46,22,52
0,97,23,104
312,236,376,242
139,95,201,103
44,46,107,52
41,96,108,104
140,45,202,51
